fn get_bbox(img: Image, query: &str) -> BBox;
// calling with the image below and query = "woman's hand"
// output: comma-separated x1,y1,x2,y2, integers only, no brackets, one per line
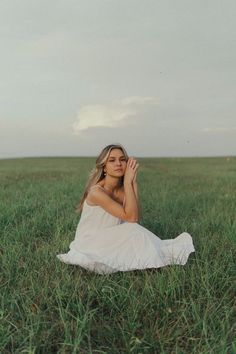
124,158,139,184
133,168,138,184
130,158,139,184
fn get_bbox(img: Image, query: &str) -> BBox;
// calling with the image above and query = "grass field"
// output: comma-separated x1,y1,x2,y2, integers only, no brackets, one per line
0,156,235,353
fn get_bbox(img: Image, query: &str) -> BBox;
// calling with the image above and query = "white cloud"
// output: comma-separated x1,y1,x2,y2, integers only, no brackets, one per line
72,96,160,135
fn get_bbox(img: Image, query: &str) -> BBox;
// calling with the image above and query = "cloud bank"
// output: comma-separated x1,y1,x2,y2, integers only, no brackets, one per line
72,96,160,135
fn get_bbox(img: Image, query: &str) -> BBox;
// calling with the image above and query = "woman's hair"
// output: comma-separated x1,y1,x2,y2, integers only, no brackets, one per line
75,143,129,214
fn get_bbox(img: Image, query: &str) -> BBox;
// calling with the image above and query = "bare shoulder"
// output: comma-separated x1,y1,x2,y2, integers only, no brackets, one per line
88,184,124,204
86,185,106,205
86,184,136,222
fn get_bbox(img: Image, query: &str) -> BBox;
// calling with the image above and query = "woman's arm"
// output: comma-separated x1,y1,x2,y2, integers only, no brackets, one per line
123,181,139,222
89,185,138,222
123,165,141,222
132,181,141,222
123,158,139,222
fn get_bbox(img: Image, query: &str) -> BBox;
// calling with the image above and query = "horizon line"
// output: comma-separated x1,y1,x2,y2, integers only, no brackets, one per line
0,154,235,160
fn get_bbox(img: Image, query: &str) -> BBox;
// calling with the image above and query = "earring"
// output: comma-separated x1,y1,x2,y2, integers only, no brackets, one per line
104,171,106,175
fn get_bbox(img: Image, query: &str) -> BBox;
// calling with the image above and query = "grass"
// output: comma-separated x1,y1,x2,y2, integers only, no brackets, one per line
0,156,235,353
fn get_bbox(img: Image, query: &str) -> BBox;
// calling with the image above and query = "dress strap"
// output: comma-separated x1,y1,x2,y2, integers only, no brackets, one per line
90,184,104,190
89,184,105,194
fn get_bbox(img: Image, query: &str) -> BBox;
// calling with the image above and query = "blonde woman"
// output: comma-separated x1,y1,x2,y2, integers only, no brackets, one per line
57,143,195,274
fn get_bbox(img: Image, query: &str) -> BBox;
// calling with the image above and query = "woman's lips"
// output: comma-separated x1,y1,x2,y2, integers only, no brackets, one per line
115,169,122,171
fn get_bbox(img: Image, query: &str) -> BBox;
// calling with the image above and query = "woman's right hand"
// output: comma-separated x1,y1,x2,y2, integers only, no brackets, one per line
124,158,139,184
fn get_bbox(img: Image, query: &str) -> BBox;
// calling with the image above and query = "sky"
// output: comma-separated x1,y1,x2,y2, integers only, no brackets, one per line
0,0,236,158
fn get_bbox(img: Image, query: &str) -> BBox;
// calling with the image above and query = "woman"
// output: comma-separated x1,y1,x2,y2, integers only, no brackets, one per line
57,143,195,274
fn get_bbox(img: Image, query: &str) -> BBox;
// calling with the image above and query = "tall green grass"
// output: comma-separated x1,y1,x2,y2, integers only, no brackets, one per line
1,156,235,353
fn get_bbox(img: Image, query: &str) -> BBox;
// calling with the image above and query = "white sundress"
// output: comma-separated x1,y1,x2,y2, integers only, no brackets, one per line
57,186,195,274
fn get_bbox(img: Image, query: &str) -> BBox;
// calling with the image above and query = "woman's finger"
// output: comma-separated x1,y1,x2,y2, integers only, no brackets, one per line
128,157,137,170
128,158,133,165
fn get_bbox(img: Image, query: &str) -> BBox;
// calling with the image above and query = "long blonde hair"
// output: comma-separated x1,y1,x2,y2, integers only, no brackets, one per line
75,143,129,214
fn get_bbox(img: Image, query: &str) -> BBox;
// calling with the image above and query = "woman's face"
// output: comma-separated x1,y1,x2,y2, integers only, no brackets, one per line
105,149,127,177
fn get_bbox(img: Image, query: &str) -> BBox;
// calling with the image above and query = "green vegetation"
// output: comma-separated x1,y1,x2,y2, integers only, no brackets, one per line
1,156,235,353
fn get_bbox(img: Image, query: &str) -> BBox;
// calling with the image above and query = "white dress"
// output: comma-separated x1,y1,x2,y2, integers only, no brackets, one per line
57,189,195,274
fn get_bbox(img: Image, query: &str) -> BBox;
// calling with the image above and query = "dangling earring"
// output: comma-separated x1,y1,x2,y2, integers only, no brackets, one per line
104,170,106,176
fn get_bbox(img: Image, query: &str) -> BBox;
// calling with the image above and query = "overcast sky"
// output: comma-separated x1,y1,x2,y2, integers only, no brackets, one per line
0,0,235,158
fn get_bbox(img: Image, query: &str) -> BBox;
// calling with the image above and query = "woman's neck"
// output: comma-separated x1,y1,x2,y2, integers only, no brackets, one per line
101,176,122,193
